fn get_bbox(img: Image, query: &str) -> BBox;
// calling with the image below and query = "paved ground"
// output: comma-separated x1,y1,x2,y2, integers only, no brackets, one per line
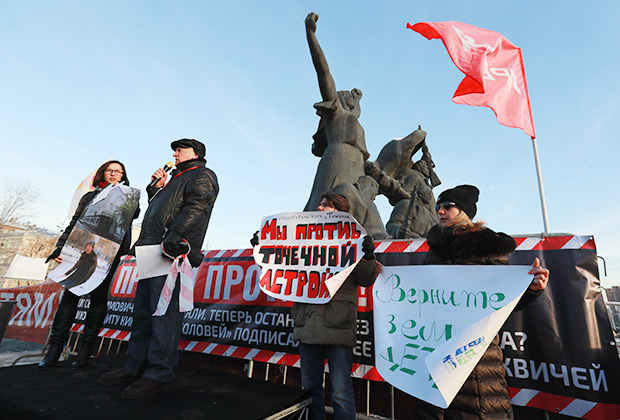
0,338,45,367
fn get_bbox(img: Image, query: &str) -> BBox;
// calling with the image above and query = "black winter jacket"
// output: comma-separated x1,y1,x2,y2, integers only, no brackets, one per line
136,158,219,267
416,224,541,420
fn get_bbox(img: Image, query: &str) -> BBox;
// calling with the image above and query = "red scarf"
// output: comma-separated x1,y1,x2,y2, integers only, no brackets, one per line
164,166,199,188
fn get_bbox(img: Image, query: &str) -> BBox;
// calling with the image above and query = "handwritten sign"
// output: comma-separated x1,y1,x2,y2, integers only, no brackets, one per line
253,211,366,303
373,265,531,408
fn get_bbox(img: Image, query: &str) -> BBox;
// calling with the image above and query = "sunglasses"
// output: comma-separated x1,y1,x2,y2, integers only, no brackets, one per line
435,201,458,212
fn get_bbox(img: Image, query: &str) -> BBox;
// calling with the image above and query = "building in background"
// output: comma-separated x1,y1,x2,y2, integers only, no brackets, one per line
605,286,620,336
0,223,59,288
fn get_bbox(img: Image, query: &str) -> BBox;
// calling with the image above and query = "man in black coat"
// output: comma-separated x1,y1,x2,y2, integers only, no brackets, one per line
58,241,98,289
98,138,219,399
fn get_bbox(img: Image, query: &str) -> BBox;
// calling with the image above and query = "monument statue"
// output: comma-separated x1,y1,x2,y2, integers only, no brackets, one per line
366,127,427,203
334,176,390,239
385,156,439,238
301,13,441,240
375,128,427,180
303,12,370,212
365,128,441,238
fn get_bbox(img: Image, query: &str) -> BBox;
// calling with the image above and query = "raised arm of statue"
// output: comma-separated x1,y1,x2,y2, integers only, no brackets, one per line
306,12,338,103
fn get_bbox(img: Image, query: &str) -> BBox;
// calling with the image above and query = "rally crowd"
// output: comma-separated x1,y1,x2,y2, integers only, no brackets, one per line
37,138,548,420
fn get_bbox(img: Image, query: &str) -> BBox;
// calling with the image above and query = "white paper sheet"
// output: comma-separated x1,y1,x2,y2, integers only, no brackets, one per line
135,244,174,280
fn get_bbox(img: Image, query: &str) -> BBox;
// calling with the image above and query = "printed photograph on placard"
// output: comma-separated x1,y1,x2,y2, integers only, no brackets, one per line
78,183,140,243
48,184,140,296
48,227,119,295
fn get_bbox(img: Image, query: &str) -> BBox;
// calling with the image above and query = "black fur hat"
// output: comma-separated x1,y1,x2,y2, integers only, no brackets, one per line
437,185,479,219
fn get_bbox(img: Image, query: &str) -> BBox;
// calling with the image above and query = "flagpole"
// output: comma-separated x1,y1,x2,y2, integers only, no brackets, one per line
531,137,549,234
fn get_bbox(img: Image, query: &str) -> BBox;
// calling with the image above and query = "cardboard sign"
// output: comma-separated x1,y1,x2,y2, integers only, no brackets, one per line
253,211,366,303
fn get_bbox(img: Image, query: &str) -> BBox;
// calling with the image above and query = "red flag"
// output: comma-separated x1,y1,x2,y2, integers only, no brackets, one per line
408,21,535,138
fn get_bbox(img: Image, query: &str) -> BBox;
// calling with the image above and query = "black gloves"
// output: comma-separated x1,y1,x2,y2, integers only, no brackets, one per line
250,231,259,247
362,235,375,260
162,231,190,259
45,247,62,263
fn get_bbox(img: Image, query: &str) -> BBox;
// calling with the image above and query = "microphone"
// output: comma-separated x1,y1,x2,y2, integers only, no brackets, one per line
148,162,173,188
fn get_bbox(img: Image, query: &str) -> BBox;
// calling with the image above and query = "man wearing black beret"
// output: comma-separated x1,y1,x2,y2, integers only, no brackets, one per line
98,138,219,399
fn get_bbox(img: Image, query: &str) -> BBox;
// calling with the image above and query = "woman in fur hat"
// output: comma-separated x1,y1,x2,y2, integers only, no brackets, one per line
416,184,549,420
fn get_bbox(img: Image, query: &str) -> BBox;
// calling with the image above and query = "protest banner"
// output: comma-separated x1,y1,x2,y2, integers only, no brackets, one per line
47,184,140,296
252,211,366,303
0,281,63,343
373,265,531,408
502,239,620,418
2,235,619,418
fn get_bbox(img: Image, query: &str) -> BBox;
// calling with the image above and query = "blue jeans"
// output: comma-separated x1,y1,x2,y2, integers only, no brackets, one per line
124,274,183,383
300,343,356,420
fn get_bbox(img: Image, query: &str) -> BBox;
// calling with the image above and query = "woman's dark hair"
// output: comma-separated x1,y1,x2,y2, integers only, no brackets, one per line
319,192,350,212
92,160,130,187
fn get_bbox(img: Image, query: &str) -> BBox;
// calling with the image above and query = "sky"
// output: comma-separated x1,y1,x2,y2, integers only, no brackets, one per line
1,1,619,287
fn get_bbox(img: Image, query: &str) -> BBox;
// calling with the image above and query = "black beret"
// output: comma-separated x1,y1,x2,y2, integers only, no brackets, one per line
170,138,206,159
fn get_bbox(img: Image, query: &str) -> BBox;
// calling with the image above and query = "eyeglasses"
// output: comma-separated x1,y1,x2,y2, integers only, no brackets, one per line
105,169,124,175
435,201,458,212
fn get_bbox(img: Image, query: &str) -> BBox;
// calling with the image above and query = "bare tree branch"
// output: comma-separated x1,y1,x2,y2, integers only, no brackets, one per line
0,181,40,227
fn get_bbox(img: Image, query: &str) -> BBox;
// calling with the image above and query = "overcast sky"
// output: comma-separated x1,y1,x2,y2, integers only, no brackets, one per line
1,1,618,287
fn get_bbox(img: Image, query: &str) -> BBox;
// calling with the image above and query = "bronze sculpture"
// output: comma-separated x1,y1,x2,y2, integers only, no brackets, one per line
303,12,370,212
303,13,441,239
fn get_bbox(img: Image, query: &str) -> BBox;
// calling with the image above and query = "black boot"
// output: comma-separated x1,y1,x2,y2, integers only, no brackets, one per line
71,303,107,369
71,344,94,369
38,345,63,370
38,291,79,370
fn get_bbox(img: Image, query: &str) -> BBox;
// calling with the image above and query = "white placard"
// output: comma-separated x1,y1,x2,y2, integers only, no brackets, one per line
48,183,140,295
373,264,531,408
253,211,367,303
